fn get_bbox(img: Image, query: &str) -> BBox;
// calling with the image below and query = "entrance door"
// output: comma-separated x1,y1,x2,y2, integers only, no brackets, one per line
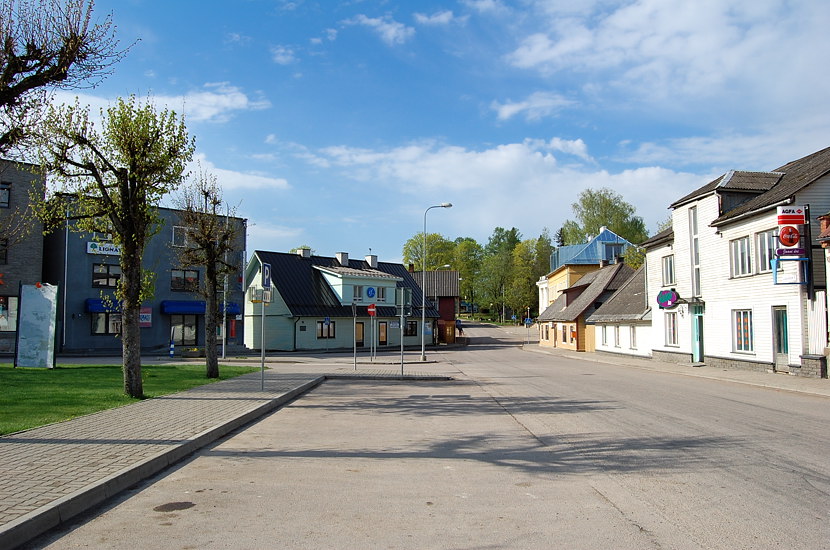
378,321,388,346
772,306,789,372
356,322,364,348
691,305,704,363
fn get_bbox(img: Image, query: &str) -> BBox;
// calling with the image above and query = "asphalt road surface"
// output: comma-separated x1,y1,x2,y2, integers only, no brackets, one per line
31,324,830,549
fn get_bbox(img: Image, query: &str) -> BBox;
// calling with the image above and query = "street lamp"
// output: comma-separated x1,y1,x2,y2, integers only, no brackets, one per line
421,202,452,361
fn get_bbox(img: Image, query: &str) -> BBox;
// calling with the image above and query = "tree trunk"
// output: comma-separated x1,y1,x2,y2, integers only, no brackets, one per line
204,260,219,378
120,242,144,398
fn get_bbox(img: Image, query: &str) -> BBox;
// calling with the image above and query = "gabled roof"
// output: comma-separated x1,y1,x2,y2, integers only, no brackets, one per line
710,146,830,226
538,262,634,322
640,227,673,249
549,227,634,273
586,266,650,324
414,270,460,297
250,250,438,319
670,170,782,209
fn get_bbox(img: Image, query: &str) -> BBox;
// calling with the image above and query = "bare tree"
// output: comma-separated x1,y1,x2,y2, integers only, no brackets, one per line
0,0,125,155
174,170,239,379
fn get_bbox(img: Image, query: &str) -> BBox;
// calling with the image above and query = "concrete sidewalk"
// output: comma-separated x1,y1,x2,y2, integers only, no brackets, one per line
0,361,455,550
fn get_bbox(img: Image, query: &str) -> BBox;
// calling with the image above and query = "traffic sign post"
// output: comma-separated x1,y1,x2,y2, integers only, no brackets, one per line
260,262,271,391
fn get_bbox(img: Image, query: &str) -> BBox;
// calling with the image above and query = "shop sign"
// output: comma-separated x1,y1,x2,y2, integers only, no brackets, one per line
656,289,680,309
139,307,152,327
87,242,122,255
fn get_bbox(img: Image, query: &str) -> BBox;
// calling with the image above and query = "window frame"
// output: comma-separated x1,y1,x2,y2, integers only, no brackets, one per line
730,235,752,277
171,269,200,291
629,325,637,349
665,311,678,346
353,285,363,303
756,229,776,273
172,226,190,248
661,254,675,286
0,182,10,208
92,263,121,288
404,320,418,336
614,325,621,348
316,320,336,339
92,312,122,335
733,309,754,353
171,314,197,346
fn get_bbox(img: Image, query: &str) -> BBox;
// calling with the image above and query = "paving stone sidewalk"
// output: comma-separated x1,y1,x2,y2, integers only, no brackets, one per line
0,365,452,550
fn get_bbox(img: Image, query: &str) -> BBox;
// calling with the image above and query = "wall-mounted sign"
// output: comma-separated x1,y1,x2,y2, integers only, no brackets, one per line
87,242,121,255
139,307,152,328
367,287,376,298
777,206,806,226
656,289,680,309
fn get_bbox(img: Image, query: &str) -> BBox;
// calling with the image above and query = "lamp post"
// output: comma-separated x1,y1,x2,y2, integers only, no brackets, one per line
421,202,452,361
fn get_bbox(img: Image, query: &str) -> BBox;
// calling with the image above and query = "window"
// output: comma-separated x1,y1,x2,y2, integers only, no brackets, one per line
317,320,336,339
614,326,621,348
377,286,387,302
171,269,199,291
756,230,776,273
0,238,7,265
601,325,608,345
0,296,18,331
730,236,752,277
661,255,675,286
561,324,567,343
171,314,197,346
172,226,189,247
92,312,122,335
630,325,637,349
733,309,753,352
665,311,678,346
353,285,363,302
0,182,10,208
93,264,121,288
405,320,418,336
570,325,576,343
689,206,701,296
605,243,624,261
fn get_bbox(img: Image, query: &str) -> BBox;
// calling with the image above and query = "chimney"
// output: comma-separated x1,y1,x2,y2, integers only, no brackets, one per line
336,252,349,266
408,263,415,273
297,248,311,259
365,254,378,268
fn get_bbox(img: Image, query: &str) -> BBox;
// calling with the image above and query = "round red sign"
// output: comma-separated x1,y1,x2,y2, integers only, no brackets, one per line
367,303,376,316
778,225,800,247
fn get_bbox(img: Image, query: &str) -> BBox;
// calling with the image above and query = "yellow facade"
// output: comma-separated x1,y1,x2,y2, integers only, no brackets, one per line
539,265,600,350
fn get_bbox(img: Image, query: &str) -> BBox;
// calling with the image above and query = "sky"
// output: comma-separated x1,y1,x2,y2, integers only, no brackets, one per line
59,0,830,264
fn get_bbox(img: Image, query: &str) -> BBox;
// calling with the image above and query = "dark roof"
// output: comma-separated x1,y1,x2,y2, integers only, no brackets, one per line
586,266,650,323
640,227,673,249
711,146,830,226
670,170,782,209
414,270,460,297
538,262,634,322
254,250,439,319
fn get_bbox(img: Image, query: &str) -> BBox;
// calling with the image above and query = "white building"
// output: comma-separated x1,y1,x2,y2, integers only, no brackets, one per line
644,147,829,377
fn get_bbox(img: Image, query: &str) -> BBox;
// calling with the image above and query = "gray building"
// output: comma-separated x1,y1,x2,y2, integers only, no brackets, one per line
0,160,45,353
43,206,247,354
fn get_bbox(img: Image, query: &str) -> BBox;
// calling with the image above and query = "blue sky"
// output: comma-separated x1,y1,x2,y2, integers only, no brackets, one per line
62,0,830,263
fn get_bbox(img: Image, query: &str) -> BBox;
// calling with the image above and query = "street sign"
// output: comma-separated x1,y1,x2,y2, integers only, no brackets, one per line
261,262,271,290
324,316,331,326
367,303,377,317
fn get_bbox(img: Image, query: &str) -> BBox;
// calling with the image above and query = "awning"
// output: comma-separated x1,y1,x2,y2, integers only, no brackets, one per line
160,300,241,315
85,298,122,313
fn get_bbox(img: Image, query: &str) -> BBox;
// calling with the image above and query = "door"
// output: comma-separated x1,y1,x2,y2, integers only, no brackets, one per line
772,306,789,372
378,321,388,346
691,305,704,363
355,322,364,348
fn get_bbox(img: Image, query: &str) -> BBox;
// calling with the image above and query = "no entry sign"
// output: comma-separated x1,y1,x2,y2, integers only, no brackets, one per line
367,303,377,317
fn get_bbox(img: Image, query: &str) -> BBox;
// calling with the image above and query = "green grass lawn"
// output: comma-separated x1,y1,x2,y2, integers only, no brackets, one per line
0,363,259,435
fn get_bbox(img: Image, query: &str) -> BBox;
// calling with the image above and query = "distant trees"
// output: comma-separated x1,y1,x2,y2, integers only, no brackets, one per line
559,188,648,246
34,95,195,398
402,232,454,271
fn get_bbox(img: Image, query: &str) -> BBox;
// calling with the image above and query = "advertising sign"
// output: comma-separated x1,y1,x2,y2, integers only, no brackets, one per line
656,289,680,309
775,206,807,258
86,242,122,255
777,206,806,226
139,307,152,328
15,283,58,368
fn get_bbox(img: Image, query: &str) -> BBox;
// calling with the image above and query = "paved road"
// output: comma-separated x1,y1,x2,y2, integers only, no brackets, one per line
28,324,830,549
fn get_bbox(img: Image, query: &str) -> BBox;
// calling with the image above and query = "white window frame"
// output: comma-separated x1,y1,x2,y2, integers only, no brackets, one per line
730,236,752,277
665,311,678,346
377,286,387,302
689,206,701,296
614,325,621,348
172,226,189,248
756,230,776,273
661,254,675,286
629,325,637,349
353,285,363,302
733,309,754,352
601,325,607,346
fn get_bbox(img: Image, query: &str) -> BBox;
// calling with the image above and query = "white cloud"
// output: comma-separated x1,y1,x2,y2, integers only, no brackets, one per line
344,14,415,46
157,83,271,123
246,222,304,255
491,91,575,121
190,154,290,191
271,45,297,65
414,10,456,25
461,0,508,14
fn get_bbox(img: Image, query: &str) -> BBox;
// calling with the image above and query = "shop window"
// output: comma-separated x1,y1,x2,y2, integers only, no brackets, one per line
317,320,336,339
171,314,197,346
92,312,122,335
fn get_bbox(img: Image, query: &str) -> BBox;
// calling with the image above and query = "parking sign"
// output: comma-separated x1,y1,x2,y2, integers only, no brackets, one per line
262,262,271,290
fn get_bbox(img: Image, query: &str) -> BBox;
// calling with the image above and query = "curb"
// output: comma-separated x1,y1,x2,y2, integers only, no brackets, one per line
0,376,326,550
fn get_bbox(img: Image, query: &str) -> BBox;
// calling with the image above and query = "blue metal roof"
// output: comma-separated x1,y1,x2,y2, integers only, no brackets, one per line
550,228,633,272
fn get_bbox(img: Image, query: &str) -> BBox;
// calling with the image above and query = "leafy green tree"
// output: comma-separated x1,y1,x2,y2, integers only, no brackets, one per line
402,232,454,271
485,226,521,256
533,228,553,278
35,95,195,398
560,188,648,245
506,239,538,318
173,170,240,379
453,237,483,306
0,0,126,155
